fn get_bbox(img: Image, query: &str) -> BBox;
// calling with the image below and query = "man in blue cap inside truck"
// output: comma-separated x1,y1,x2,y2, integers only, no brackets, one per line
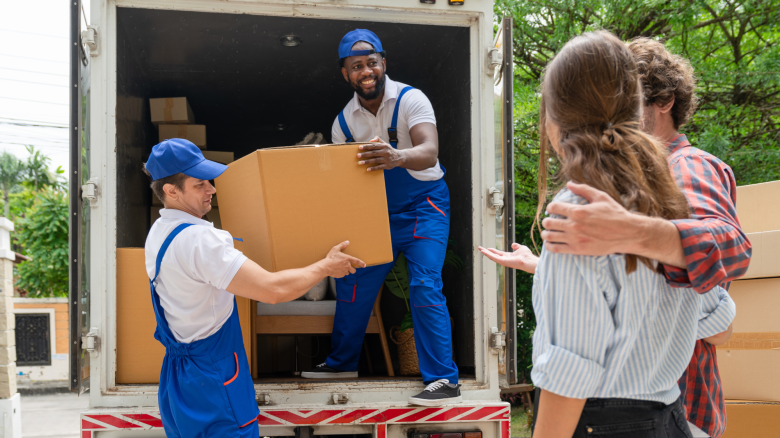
143,138,366,437
300,29,461,407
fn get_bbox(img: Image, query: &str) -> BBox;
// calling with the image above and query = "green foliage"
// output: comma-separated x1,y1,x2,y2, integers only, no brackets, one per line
494,0,780,382
0,151,27,218
23,145,65,191
15,188,69,298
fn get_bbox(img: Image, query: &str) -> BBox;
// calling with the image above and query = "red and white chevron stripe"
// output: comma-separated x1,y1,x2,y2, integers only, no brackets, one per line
81,404,510,435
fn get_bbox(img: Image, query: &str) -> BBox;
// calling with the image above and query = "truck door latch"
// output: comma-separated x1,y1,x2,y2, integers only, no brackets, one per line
81,25,99,57
81,178,99,207
81,327,100,357
487,186,504,217
332,393,349,404
488,47,503,76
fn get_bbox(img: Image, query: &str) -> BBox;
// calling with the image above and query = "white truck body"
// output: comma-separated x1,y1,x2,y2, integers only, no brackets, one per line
69,1,517,436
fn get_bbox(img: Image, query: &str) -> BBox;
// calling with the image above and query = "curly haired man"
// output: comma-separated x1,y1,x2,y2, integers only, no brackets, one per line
480,38,751,438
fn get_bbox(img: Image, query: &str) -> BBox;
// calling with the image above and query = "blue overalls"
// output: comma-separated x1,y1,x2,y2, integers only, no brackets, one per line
328,87,459,384
150,224,259,438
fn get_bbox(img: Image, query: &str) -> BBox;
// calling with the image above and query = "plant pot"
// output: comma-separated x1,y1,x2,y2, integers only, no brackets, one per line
390,326,420,376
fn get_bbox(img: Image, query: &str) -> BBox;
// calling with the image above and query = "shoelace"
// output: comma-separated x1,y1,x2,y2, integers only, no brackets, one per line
424,379,450,392
316,363,328,368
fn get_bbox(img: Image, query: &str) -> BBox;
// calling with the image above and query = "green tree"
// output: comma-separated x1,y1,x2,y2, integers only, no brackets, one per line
15,188,69,297
23,145,64,191
494,0,780,382
0,151,27,218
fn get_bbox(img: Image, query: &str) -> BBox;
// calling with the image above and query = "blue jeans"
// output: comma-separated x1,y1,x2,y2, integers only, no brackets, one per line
532,388,694,438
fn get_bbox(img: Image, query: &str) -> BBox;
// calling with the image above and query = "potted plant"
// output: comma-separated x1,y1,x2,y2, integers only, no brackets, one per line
384,242,464,375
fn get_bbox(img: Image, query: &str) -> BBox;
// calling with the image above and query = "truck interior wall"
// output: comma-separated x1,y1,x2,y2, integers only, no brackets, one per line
115,8,475,371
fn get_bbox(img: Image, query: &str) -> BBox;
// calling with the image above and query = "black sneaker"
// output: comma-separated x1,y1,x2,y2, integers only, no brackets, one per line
408,379,462,406
300,363,358,379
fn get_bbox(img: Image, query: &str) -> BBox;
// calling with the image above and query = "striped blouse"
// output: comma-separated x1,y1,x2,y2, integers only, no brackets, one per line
531,188,736,404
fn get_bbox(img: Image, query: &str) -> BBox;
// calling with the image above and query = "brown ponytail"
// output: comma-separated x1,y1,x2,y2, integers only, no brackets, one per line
533,31,690,274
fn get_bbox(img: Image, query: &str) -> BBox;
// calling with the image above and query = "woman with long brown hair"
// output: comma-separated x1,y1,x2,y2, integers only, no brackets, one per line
481,31,735,438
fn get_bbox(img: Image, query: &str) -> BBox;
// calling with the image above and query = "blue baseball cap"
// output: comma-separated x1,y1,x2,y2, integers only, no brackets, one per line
338,29,383,60
146,138,228,181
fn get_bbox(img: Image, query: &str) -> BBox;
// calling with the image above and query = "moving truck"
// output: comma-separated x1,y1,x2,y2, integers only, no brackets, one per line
69,1,518,436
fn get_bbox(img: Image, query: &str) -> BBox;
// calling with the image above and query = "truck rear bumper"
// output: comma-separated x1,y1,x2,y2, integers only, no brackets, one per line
81,402,511,437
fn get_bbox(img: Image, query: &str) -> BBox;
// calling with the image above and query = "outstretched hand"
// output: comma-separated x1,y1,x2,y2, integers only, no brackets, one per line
478,243,539,274
324,241,366,278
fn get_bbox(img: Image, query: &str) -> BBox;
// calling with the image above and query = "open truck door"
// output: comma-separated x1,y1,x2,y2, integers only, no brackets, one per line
492,17,517,386
69,0,94,394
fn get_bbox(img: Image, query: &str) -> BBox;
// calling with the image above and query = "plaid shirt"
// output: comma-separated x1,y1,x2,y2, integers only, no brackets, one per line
663,134,752,438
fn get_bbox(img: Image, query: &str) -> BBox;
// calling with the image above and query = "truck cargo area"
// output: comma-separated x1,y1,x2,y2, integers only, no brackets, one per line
115,7,475,383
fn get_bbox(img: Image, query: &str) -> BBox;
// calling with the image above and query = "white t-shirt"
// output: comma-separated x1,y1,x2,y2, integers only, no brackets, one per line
331,75,443,181
144,208,247,344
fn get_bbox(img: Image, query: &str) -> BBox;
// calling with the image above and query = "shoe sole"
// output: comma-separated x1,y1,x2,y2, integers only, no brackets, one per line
300,371,358,379
408,395,463,406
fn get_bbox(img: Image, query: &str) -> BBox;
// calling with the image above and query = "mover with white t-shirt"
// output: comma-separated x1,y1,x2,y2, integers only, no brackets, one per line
299,29,461,407
142,138,365,437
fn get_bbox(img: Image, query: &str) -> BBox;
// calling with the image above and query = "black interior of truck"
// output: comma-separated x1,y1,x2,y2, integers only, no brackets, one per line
116,7,475,381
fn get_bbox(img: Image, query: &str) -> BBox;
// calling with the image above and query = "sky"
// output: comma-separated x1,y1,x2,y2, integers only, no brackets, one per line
0,0,92,176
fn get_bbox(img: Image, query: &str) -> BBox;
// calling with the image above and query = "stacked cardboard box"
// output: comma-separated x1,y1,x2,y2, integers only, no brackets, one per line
718,180,780,437
116,248,254,383
150,97,206,148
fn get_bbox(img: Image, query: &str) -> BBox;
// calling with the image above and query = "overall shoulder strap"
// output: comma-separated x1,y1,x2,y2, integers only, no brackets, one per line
338,110,355,143
388,86,415,148
152,223,194,283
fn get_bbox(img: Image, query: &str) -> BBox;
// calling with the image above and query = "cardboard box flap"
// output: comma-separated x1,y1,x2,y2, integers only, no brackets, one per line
736,180,780,233
159,124,207,148
741,230,780,279
149,97,195,125
727,278,780,333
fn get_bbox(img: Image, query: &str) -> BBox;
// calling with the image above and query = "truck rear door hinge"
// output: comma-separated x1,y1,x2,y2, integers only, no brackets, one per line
487,47,503,76
487,186,504,217
490,327,506,365
81,178,99,207
81,25,99,57
81,328,100,357
490,327,506,351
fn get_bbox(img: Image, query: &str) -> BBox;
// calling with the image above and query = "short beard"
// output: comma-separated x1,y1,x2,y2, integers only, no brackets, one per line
352,71,386,100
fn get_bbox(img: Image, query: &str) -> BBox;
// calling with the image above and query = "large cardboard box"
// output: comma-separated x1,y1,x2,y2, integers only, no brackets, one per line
215,143,393,272
722,401,780,438
736,180,780,233
149,97,195,125
159,124,207,148
718,333,780,401
741,231,780,280
116,248,254,383
718,279,780,401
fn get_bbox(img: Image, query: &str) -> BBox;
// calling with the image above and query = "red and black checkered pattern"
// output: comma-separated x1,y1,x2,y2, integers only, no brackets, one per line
663,134,752,438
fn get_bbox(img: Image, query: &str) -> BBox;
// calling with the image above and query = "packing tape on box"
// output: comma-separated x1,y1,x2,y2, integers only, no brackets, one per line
719,332,780,350
178,125,187,137
164,97,174,122
316,144,332,171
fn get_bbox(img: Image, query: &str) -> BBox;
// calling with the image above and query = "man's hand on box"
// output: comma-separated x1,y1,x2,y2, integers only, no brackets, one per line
357,137,406,171
325,241,367,278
